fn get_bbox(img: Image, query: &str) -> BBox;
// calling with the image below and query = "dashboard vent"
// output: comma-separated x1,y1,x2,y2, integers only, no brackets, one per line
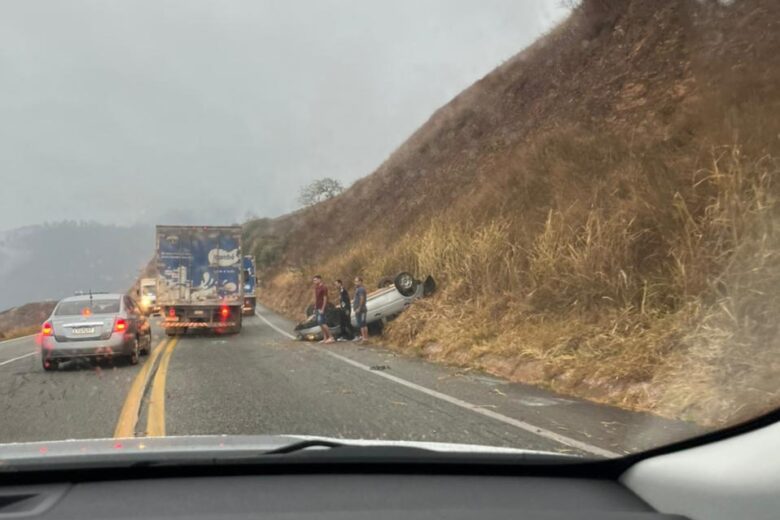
0,496,35,511
0,486,68,518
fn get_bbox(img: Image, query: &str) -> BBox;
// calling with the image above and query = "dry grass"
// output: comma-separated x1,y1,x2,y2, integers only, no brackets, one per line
260,143,779,426
0,301,56,340
0,325,40,341
252,0,780,426
371,147,777,426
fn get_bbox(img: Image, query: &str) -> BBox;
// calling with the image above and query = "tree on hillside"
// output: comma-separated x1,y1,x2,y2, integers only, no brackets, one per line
298,178,344,207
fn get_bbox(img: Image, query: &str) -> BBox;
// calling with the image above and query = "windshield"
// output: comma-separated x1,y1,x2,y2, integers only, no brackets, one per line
54,299,121,316
0,0,778,466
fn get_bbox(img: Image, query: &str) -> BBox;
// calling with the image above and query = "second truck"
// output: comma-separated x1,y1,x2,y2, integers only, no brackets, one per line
242,255,258,316
138,277,160,316
156,225,244,335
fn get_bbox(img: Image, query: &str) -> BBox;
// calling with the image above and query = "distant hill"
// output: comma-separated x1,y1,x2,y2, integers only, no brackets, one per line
246,0,780,426
0,301,57,340
0,222,154,312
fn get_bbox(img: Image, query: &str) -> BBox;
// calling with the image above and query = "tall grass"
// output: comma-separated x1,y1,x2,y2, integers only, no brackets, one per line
253,0,780,426
655,149,780,422
259,145,778,426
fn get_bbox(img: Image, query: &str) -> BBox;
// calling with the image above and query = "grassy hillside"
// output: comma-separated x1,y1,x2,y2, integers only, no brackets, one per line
246,0,780,426
0,301,57,340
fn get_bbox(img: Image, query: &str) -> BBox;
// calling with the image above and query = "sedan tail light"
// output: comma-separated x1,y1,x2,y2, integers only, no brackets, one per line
41,322,53,336
114,318,128,333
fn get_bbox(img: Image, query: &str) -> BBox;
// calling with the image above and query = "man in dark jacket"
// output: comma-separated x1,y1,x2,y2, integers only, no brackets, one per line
353,277,369,342
335,279,354,340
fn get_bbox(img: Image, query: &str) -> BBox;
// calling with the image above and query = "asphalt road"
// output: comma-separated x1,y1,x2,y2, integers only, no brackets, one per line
0,304,702,457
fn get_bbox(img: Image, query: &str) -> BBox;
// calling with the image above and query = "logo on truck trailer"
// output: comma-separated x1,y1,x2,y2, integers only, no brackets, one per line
208,248,240,267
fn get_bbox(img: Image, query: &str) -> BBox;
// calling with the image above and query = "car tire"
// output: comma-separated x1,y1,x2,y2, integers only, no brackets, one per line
394,272,418,297
367,319,384,335
232,314,243,334
42,357,58,371
141,331,152,355
128,338,140,366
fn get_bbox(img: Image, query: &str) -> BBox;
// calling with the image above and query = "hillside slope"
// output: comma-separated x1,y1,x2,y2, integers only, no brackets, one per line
0,222,154,312
246,0,780,426
0,301,56,340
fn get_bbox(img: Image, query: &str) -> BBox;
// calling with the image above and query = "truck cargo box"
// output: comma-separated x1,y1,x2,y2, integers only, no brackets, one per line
156,225,244,334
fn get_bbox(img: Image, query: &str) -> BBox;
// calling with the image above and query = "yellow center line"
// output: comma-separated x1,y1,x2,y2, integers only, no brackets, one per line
114,338,169,438
146,338,178,437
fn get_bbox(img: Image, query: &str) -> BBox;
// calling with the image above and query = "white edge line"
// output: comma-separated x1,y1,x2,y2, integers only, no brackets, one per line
0,352,36,367
0,334,36,346
254,309,620,458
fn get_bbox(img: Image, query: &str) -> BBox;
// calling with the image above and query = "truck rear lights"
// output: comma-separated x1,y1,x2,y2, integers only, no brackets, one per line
220,306,230,319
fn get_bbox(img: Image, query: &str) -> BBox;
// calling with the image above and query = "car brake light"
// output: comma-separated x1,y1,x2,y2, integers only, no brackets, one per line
114,318,127,333
41,322,53,336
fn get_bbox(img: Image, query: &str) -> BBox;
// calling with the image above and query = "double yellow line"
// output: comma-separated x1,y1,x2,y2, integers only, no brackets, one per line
113,337,178,438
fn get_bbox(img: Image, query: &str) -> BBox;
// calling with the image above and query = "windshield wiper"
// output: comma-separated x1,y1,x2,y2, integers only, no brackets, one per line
0,437,584,474
255,439,582,465
263,439,346,455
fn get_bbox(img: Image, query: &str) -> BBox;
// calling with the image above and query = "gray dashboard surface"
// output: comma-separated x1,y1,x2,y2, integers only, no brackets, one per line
6,475,687,520
622,420,780,520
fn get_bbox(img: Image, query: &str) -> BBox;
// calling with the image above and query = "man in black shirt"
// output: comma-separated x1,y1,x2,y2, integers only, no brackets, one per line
335,279,354,340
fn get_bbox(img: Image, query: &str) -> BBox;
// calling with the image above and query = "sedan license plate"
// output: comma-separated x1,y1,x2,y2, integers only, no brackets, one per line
72,327,95,335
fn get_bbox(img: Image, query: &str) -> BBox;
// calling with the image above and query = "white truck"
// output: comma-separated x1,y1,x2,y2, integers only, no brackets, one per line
138,278,160,316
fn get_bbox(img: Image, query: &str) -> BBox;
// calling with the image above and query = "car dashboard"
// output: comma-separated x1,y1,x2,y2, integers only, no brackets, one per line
0,474,684,520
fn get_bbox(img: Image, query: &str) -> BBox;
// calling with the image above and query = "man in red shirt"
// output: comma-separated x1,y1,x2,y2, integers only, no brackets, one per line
312,275,334,344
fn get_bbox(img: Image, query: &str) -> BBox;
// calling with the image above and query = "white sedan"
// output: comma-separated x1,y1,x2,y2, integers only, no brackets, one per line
294,272,435,341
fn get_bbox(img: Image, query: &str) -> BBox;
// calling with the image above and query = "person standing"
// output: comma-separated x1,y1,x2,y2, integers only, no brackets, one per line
352,276,369,342
335,279,354,341
312,275,334,344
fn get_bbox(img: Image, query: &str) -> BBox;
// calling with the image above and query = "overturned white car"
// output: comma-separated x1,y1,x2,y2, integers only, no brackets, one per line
294,272,436,341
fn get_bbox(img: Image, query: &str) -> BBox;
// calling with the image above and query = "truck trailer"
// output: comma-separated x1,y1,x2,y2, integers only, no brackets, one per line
242,255,258,316
156,225,244,335
138,277,160,316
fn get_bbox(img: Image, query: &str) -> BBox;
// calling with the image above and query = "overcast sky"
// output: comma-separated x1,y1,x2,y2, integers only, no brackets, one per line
0,1,570,231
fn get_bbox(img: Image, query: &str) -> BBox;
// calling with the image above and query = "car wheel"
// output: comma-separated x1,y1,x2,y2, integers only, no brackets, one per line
128,338,140,365
367,320,384,335
231,314,243,334
394,271,418,297
141,331,152,355
42,357,58,371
